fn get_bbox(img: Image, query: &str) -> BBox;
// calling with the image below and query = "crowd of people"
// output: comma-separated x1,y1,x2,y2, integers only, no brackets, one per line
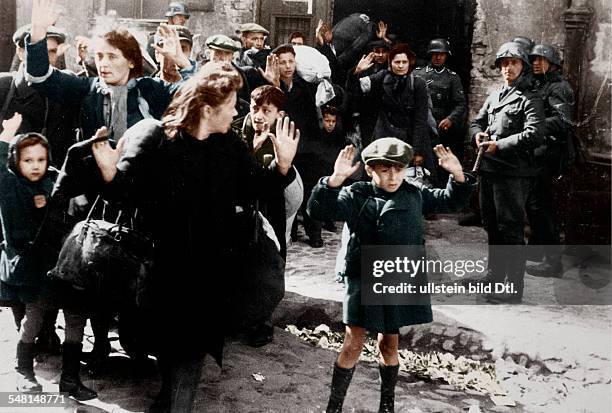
0,0,575,412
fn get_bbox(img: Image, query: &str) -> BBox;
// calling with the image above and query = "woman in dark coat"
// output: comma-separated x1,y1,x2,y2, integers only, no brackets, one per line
91,62,300,412
26,0,195,374
350,43,434,171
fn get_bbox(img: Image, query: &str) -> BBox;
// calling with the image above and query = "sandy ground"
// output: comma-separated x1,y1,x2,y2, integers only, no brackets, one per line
0,213,610,412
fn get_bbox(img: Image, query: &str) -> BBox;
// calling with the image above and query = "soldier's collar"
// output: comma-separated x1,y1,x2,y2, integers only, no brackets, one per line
427,64,446,73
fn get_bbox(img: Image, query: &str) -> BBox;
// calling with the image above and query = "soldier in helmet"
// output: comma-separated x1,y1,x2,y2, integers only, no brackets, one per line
165,1,190,26
469,42,544,304
146,2,191,63
525,44,575,278
413,39,467,186
512,36,535,54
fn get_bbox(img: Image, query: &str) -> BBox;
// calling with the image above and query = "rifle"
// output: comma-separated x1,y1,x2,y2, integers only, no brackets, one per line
471,129,491,172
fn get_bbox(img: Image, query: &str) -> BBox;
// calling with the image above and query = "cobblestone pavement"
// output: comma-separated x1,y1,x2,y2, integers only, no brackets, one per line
0,213,609,412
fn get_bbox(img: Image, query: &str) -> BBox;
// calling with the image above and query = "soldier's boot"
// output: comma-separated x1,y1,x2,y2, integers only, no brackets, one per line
526,260,563,278
16,341,42,393
378,363,399,413
526,248,563,278
59,343,97,401
488,246,524,304
326,362,355,413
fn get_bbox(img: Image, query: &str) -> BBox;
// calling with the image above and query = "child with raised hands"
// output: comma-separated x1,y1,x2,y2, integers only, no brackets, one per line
307,139,475,412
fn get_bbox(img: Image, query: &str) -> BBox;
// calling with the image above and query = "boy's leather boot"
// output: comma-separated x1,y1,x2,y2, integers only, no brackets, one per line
378,363,399,413
326,362,355,413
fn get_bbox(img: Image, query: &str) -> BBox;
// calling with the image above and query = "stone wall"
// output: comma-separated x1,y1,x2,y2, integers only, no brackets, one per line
579,0,611,160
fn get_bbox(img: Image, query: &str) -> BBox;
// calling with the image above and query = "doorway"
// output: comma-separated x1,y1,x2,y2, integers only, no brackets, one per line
332,0,476,93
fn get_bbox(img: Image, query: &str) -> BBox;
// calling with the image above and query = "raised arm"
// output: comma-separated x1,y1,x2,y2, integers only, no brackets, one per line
26,0,90,104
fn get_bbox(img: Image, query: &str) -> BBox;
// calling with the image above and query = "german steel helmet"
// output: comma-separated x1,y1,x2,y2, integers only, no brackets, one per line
165,2,190,18
529,44,561,67
495,41,531,68
511,36,535,53
427,38,451,55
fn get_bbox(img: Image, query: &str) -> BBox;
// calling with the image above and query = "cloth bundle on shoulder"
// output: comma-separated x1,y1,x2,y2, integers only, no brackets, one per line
48,196,154,305
331,13,376,69
293,45,335,107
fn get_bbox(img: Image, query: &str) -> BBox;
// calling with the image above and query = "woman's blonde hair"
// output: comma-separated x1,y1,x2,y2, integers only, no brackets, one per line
163,62,243,138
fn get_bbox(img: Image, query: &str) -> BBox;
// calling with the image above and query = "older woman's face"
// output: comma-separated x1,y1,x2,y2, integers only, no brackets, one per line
390,53,410,76
94,37,134,86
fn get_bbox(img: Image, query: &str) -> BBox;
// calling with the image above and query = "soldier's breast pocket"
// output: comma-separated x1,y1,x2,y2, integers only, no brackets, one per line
501,103,523,131
430,83,450,103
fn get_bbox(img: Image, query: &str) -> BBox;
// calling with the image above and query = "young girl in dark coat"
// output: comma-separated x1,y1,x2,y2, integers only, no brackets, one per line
308,139,475,412
0,113,96,399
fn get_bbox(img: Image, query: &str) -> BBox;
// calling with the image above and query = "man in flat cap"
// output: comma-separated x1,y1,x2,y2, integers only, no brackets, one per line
235,23,271,69
1,24,77,166
206,34,278,118
307,139,474,413
0,23,80,356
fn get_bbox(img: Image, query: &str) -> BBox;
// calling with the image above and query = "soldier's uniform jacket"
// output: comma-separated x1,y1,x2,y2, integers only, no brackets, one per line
413,64,467,126
470,75,545,176
532,72,575,164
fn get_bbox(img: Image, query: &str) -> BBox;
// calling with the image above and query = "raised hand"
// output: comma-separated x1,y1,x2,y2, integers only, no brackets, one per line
376,21,388,40
269,116,300,176
252,121,271,152
259,53,280,87
152,24,191,69
31,0,59,43
354,53,375,74
91,126,126,183
0,113,23,143
75,35,90,63
433,144,465,183
328,145,361,187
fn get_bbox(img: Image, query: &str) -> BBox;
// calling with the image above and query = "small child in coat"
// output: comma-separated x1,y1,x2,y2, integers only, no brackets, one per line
0,113,96,399
307,138,475,412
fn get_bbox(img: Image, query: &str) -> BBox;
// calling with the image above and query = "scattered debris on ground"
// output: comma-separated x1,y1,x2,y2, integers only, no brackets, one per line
286,324,508,398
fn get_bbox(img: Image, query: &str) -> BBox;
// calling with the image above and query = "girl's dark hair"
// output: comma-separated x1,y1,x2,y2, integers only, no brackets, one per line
101,29,144,78
250,85,286,110
163,62,243,138
388,43,417,72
